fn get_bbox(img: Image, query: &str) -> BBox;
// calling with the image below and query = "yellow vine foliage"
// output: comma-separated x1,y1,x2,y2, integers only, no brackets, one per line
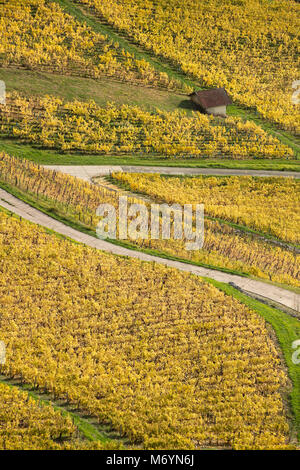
0,0,184,91
0,382,77,450
132,223,300,288
112,172,300,244
0,152,298,287
79,0,300,133
0,92,294,159
0,212,293,449
110,172,300,287
0,382,123,450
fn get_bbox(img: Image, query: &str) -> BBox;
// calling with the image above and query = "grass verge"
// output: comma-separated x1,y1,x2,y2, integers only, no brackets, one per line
106,173,300,251
0,138,299,170
0,178,299,295
0,374,121,445
204,278,300,443
1,66,299,159
0,204,299,446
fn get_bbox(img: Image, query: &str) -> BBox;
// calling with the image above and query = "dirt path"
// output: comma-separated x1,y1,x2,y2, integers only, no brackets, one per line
44,165,300,181
0,187,299,312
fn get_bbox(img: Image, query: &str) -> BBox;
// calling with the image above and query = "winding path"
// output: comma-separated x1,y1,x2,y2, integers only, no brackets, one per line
44,165,300,181
0,187,299,312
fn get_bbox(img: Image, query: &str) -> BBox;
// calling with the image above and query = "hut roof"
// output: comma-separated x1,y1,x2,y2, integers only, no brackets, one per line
190,88,232,108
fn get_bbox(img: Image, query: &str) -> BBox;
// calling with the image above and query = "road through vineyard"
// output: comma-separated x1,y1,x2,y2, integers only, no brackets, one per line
0,187,298,312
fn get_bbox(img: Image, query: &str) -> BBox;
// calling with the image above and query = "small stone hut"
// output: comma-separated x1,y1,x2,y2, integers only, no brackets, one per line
189,88,232,117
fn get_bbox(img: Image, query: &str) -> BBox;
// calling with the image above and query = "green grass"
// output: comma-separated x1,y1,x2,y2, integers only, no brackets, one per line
0,204,299,445
1,66,299,160
0,138,299,170
0,179,249,279
0,373,123,445
52,0,300,157
204,278,300,443
0,0,297,447
1,178,299,295
1,3,298,161
106,173,300,251
105,237,300,295
53,0,196,90
0,68,193,116
228,105,300,158
105,173,300,253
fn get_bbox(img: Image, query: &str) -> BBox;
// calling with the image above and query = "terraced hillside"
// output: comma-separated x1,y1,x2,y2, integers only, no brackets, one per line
78,0,300,133
0,0,185,91
0,0,299,452
1,153,299,288
0,92,293,159
0,211,297,449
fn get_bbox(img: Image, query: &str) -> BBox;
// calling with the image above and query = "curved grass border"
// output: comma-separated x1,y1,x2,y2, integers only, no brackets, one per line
203,278,300,443
0,205,299,447
0,374,121,445
1,178,299,295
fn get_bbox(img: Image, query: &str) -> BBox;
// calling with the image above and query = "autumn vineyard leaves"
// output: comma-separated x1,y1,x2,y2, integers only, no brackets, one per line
110,172,300,288
0,92,294,159
0,0,185,92
79,0,300,133
0,213,294,449
112,172,300,244
0,382,80,450
0,152,299,287
0,0,299,452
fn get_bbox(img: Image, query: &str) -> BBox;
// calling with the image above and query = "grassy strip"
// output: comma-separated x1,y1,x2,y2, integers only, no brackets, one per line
203,278,300,443
53,0,196,90
1,66,299,159
0,204,299,445
228,105,300,157
0,206,127,446
1,178,299,294
106,238,300,295
0,68,194,116
52,0,300,155
0,179,250,278
0,138,299,170
0,374,118,445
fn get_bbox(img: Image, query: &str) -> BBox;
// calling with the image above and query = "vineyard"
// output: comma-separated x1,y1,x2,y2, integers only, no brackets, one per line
0,92,294,159
0,152,299,287
0,0,185,92
0,382,78,450
112,172,300,245
0,0,299,453
0,211,294,449
78,0,300,133
0,380,125,450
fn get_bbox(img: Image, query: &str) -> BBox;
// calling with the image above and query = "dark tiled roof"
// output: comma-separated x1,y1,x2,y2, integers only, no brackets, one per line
190,88,232,108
